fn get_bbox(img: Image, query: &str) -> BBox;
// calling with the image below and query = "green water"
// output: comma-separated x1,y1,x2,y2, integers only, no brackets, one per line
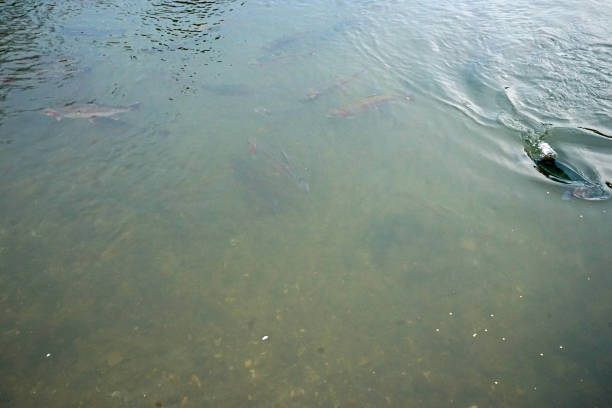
1,0,611,407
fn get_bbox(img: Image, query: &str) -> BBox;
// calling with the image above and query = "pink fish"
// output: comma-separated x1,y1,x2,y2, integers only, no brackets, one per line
329,94,411,117
303,70,364,102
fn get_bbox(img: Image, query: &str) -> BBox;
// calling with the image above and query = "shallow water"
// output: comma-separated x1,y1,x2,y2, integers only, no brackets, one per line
1,0,611,407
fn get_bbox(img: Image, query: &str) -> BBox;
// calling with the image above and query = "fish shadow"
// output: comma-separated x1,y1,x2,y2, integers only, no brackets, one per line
230,156,297,216
365,213,426,266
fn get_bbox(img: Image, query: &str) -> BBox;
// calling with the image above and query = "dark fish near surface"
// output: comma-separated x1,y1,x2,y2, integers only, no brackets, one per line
248,138,309,193
263,20,359,52
263,31,312,52
255,21,359,66
329,94,411,117
44,102,140,121
534,156,611,200
249,50,314,67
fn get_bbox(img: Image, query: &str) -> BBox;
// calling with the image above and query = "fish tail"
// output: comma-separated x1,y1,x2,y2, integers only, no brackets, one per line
127,102,141,110
43,108,62,121
247,138,257,154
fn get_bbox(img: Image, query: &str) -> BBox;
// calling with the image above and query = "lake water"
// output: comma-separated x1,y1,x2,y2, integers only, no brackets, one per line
1,0,611,407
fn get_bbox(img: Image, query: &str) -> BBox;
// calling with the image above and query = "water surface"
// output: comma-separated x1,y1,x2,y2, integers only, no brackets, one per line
1,0,611,407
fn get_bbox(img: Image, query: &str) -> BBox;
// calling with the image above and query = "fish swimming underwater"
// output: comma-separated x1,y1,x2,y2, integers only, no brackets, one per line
303,70,364,102
329,94,411,117
248,138,310,193
43,102,140,121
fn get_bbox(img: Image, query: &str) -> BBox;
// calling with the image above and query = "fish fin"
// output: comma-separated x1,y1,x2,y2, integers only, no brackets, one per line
281,150,291,164
247,138,258,157
44,109,62,121
561,190,573,200
128,102,141,110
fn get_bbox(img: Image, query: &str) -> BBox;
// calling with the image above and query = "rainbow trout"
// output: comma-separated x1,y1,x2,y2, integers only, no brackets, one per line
303,70,364,102
44,102,140,121
329,94,411,117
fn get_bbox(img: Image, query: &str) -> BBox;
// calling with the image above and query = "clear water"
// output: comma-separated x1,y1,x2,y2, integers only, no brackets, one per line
1,0,611,406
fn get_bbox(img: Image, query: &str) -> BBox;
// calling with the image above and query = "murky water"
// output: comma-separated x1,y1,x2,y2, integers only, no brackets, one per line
1,0,611,407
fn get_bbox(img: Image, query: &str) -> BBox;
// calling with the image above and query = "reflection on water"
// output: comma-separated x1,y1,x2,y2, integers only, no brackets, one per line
0,0,53,112
139,0,237,54
1,0,611,407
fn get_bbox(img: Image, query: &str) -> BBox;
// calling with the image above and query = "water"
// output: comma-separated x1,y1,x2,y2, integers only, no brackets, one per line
1,0,611,406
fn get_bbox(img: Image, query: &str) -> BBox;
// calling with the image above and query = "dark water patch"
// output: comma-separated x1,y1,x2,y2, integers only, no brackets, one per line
365,213,426,266
230,155,293,216
201,83,251,96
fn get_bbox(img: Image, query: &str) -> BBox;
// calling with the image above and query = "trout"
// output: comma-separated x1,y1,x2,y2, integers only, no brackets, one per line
44,102,140,121
329,94,410,117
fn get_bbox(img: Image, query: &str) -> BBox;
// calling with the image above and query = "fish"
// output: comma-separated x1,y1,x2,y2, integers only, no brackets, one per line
248,138,309,193
303,70,364,102
248,50,314,67
328,94,411,117
254,21,358,66
533,156,611,200
569,183,611,201
263,31,312,52
43,102,140,121
263,20,359,53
